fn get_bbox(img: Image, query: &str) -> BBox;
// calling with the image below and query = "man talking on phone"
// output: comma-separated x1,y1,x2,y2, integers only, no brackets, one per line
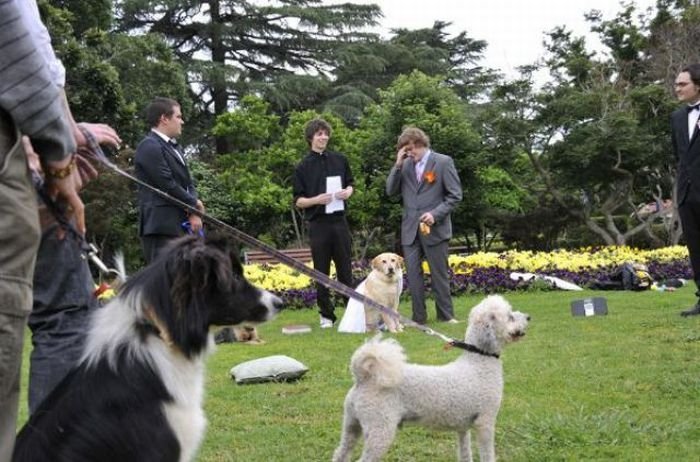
386,126,462,325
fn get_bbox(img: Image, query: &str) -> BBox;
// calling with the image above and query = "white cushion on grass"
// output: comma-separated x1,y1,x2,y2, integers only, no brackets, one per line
230,355,309,384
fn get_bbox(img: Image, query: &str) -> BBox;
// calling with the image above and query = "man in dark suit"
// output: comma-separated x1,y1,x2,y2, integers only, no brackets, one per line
134,97,204,263
672,64,700,317
386,127,463,324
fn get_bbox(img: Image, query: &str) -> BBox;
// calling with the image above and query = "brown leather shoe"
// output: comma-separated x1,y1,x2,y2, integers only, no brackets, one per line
680,304,700,317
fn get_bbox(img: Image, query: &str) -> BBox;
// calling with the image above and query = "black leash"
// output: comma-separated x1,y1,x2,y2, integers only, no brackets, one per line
447,340,499,358
77,127,473,350
31,161,115,276
31,169,87,250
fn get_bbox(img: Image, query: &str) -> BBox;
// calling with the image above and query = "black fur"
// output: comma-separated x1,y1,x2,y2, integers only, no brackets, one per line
15,349,179,462
13,234,281,462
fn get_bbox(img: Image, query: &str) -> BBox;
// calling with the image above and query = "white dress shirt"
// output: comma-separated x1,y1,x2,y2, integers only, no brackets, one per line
414,150,432,182
688,105,700,141
151,129,185,164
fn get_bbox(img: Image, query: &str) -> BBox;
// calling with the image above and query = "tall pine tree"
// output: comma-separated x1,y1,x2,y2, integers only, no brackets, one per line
115,0,381,153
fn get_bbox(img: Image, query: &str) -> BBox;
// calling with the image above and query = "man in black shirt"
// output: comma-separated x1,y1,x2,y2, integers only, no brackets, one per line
293,119,354,328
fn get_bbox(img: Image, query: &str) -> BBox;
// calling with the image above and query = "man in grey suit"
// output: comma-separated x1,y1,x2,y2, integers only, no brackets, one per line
386,127,463,324
135,97,204,263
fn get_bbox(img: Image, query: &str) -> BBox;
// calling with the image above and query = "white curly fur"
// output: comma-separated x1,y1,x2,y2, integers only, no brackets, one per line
333,295,529,462
350,335,406,388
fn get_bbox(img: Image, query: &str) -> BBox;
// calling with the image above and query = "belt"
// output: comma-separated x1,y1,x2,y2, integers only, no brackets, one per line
309,212,346,222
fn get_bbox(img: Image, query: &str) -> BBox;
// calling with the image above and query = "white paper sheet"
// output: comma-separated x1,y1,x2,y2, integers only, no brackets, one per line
325,176,344,213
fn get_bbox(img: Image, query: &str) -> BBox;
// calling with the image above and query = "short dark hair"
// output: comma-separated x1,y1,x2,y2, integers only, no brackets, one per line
145,97,179,128
304,118,332,145
681,64,700,86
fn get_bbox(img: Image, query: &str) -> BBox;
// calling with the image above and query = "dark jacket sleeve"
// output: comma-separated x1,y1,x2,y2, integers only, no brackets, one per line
134,137,197,207
292,162,306,203
344,155,354,187
0,3,75,162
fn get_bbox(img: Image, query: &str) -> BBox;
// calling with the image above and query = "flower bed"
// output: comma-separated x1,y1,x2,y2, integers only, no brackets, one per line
243,246,692,310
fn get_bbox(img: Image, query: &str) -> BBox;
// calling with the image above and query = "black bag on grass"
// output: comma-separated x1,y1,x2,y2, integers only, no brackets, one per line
590,262,652,291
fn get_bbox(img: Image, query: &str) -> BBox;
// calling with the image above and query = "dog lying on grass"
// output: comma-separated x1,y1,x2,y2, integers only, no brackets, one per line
333,295,529,462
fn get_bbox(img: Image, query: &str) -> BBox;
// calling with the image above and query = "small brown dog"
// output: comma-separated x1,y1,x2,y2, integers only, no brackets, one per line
215,326,264,344
364,252,404,333
233,325,264,344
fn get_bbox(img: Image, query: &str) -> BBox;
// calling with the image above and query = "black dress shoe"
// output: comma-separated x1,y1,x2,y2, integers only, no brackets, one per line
680,304,700,317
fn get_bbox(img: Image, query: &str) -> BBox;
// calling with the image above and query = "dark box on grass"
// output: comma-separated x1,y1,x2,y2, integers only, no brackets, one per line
571,297,608,317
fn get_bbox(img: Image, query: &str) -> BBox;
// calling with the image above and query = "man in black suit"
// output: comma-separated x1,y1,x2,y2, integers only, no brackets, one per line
293,118,354,328
134,97,204,263
672,64,700,316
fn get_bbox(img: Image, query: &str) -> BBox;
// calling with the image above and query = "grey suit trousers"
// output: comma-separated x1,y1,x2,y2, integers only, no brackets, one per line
403,234,454,323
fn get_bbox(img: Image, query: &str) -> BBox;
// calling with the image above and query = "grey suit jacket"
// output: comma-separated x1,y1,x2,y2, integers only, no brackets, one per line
386,151,463,246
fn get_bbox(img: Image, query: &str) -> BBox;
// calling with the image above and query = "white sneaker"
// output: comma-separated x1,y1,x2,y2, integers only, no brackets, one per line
320,316,334,329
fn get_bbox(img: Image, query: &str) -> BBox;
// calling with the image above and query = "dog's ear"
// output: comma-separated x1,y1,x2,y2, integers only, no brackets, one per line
203,232,233,255
202,245,233,290
397,255,404,266
201,233,244,277
162,238,234,356
171,241,231,304
371,254,381,271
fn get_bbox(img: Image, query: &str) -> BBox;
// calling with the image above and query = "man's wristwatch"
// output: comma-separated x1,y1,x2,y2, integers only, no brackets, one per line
46,156,76,179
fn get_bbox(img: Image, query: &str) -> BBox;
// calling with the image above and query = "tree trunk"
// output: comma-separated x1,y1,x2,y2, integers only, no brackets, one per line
583,216,616,245
209,0,230,155
291,206,305,248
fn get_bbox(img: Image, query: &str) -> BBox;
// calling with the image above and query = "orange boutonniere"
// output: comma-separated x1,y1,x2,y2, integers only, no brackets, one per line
423,170,436,184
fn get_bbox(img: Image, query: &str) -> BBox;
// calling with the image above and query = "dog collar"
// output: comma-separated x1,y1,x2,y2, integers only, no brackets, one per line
449,340,500,359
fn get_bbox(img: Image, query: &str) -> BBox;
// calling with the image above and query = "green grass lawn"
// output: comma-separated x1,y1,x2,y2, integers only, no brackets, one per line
19,287,700,461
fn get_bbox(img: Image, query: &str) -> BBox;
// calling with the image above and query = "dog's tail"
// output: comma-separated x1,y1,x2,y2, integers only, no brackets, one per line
350,335,406,388
112,251,127,283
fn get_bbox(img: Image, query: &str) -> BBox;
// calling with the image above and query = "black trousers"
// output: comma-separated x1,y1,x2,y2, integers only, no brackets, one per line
29,224,98,415
141,234,178,264
308,216,353,322
678,197,700,298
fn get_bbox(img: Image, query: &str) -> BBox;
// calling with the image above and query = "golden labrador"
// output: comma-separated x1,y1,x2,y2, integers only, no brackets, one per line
364,252,404,333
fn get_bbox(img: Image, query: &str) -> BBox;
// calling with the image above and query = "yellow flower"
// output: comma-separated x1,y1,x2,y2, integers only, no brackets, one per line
240,246,689,291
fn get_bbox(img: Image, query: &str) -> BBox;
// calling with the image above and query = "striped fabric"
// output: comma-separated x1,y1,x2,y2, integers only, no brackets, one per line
0,0,74,162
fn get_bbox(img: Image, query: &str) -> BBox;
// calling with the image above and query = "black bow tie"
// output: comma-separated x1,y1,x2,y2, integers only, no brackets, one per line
169,139,179,147
687,104,700,113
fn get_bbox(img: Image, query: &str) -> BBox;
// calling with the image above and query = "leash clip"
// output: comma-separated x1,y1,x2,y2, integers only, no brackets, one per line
85,243,120,277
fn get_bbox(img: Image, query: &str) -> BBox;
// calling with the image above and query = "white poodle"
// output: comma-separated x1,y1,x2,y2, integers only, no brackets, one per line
332,295,529,462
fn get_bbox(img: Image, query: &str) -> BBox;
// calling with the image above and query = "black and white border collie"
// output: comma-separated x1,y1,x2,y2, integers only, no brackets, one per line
14,234,282,462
